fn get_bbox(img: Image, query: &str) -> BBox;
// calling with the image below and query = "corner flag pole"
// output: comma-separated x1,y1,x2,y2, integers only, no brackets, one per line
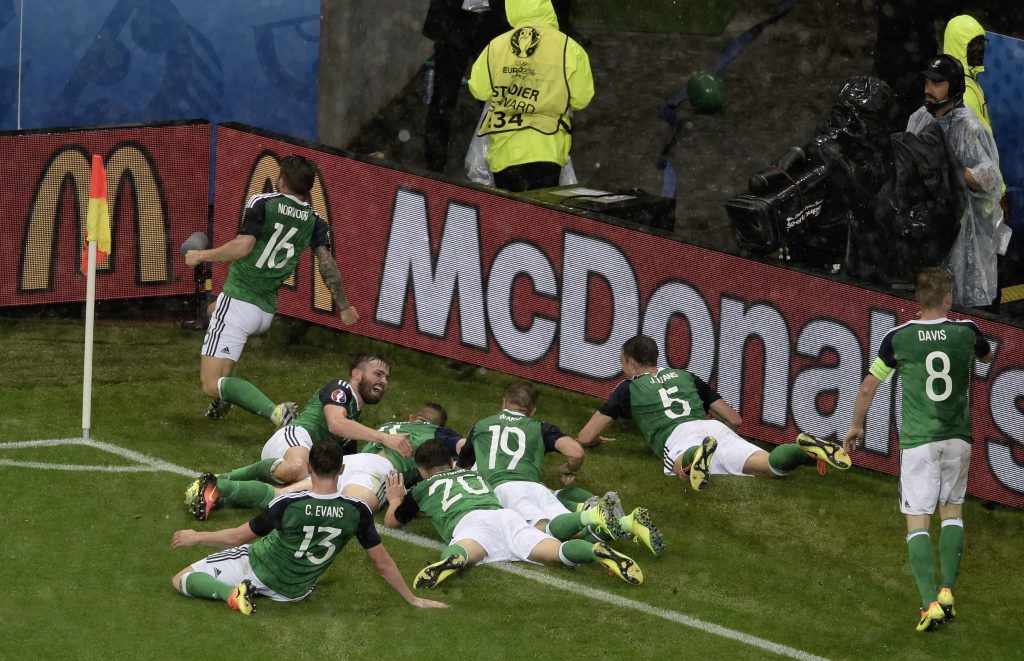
83,240,98,441
81,154,111,442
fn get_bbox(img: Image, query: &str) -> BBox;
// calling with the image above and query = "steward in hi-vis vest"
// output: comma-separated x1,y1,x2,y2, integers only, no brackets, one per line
468,0,593,178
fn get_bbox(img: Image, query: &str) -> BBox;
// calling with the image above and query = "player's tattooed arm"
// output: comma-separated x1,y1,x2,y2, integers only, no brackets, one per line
315,245,359,325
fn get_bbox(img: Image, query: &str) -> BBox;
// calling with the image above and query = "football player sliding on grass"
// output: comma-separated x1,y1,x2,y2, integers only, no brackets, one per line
578,335,850,491
458,380,664,557
184,354,413,520
384,439,644,588
171,441,447,616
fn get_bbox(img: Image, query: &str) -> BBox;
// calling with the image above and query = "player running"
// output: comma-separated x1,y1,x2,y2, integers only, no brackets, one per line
171,441,447,615
578,335,850,490
185,354,412,520
184,154,358,426
385,439,644,588
844,268,992,632
459,380,664,556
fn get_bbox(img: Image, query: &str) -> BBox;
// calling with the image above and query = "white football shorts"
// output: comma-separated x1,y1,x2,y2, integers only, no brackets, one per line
449,509,550,565
899,438,972,515
261,425,314,461
188,545,310,602
494,481,570,525
662,419,760,477
337,453,393,506
201,293,274,362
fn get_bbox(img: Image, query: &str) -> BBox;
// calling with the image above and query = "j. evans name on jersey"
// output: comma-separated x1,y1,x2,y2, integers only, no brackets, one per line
305,503,345,518
278,202,310,221
375,187,1022,497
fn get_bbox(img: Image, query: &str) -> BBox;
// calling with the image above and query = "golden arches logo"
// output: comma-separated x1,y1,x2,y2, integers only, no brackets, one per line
242,152,333,313
19,143,171,292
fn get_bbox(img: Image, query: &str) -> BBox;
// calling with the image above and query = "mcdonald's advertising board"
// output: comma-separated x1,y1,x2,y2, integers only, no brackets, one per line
213,124,1024,509
3,121,210,306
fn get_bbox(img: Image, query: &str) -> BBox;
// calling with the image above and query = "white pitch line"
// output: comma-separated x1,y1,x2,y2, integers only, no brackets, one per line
2,437,829,661
0,438,87,449
0,460,162,472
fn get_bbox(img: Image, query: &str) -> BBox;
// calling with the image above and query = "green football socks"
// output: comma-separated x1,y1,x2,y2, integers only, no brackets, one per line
219,376,276,420
546,512,586,541
767,444,808,475
554,486,596,511
181,571,233,602
221,458,278,483
441,544,468,561
939,518,965,590
216,478,276,509
558,539,597,565
907,529,937,609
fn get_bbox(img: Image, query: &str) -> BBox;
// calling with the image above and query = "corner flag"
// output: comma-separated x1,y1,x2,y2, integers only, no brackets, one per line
80,154,111,275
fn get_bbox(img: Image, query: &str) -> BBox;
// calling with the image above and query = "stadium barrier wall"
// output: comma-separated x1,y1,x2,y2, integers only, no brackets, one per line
213,124,1024,509
3,121,210,306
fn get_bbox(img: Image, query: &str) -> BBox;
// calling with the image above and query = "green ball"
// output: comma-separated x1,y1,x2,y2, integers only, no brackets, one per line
687,70,725,113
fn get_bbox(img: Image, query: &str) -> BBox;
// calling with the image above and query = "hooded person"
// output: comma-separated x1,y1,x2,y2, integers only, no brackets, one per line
467,0,593,192
907,55,1011,308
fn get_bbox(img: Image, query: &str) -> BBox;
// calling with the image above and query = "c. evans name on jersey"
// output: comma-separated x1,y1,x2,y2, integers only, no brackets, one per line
305,503,346,518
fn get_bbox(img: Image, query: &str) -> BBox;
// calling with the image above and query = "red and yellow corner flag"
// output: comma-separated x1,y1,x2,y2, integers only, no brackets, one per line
80,154,112,275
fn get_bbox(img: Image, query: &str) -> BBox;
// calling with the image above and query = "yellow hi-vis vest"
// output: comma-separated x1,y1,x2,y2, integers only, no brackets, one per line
478,25,570,137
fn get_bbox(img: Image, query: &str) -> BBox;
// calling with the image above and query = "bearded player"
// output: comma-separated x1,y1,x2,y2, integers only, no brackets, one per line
184,155,359,426
185,354,413,520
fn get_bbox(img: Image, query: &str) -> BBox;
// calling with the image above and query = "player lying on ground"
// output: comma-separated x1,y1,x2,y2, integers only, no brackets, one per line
184,154,359,426
843,267,992,632
171,441,447,615
458,380,664,556
185,354,412,520
578,335,851,491
384,439,644,588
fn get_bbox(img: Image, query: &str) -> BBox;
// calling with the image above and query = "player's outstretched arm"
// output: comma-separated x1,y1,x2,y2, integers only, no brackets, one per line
383,472,409,529
171,522,259,549
325,407,413,457
709,400,742,432
844,374,881,455
553,436,584,485
314,245,358,325
365,544,448,608
577,411,614,448
184,235,256,268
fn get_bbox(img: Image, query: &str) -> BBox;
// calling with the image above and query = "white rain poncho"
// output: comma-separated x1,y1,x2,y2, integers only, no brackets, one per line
907,103,1010,307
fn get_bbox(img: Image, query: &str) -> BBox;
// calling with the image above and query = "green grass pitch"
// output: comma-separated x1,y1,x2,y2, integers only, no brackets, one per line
1,315,1022,660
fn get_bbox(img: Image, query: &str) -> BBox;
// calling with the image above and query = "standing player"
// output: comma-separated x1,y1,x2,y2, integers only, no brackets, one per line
844,267,991,632
184,154,359,425
185,354,412,520
458,380,664,556
171,441,447,615
384,439,643,588
578,335,850,491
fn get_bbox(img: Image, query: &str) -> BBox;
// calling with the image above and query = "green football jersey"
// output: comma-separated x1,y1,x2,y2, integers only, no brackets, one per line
600,368,721,457
364,421,462,483
292,379,362,447
464,410,564,487
223,192,330,313
247,491,379,599
409,468,501,542
870,318,989,448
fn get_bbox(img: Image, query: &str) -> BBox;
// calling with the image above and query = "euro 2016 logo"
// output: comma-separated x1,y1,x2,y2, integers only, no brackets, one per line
510,28,541,58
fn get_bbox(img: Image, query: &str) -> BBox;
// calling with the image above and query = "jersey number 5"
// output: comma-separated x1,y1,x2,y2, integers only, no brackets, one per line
294,525,342,565
659,386,692,419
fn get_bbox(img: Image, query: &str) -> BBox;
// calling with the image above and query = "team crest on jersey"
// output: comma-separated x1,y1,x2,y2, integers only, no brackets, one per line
331,388,348,404
510,27,541,58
